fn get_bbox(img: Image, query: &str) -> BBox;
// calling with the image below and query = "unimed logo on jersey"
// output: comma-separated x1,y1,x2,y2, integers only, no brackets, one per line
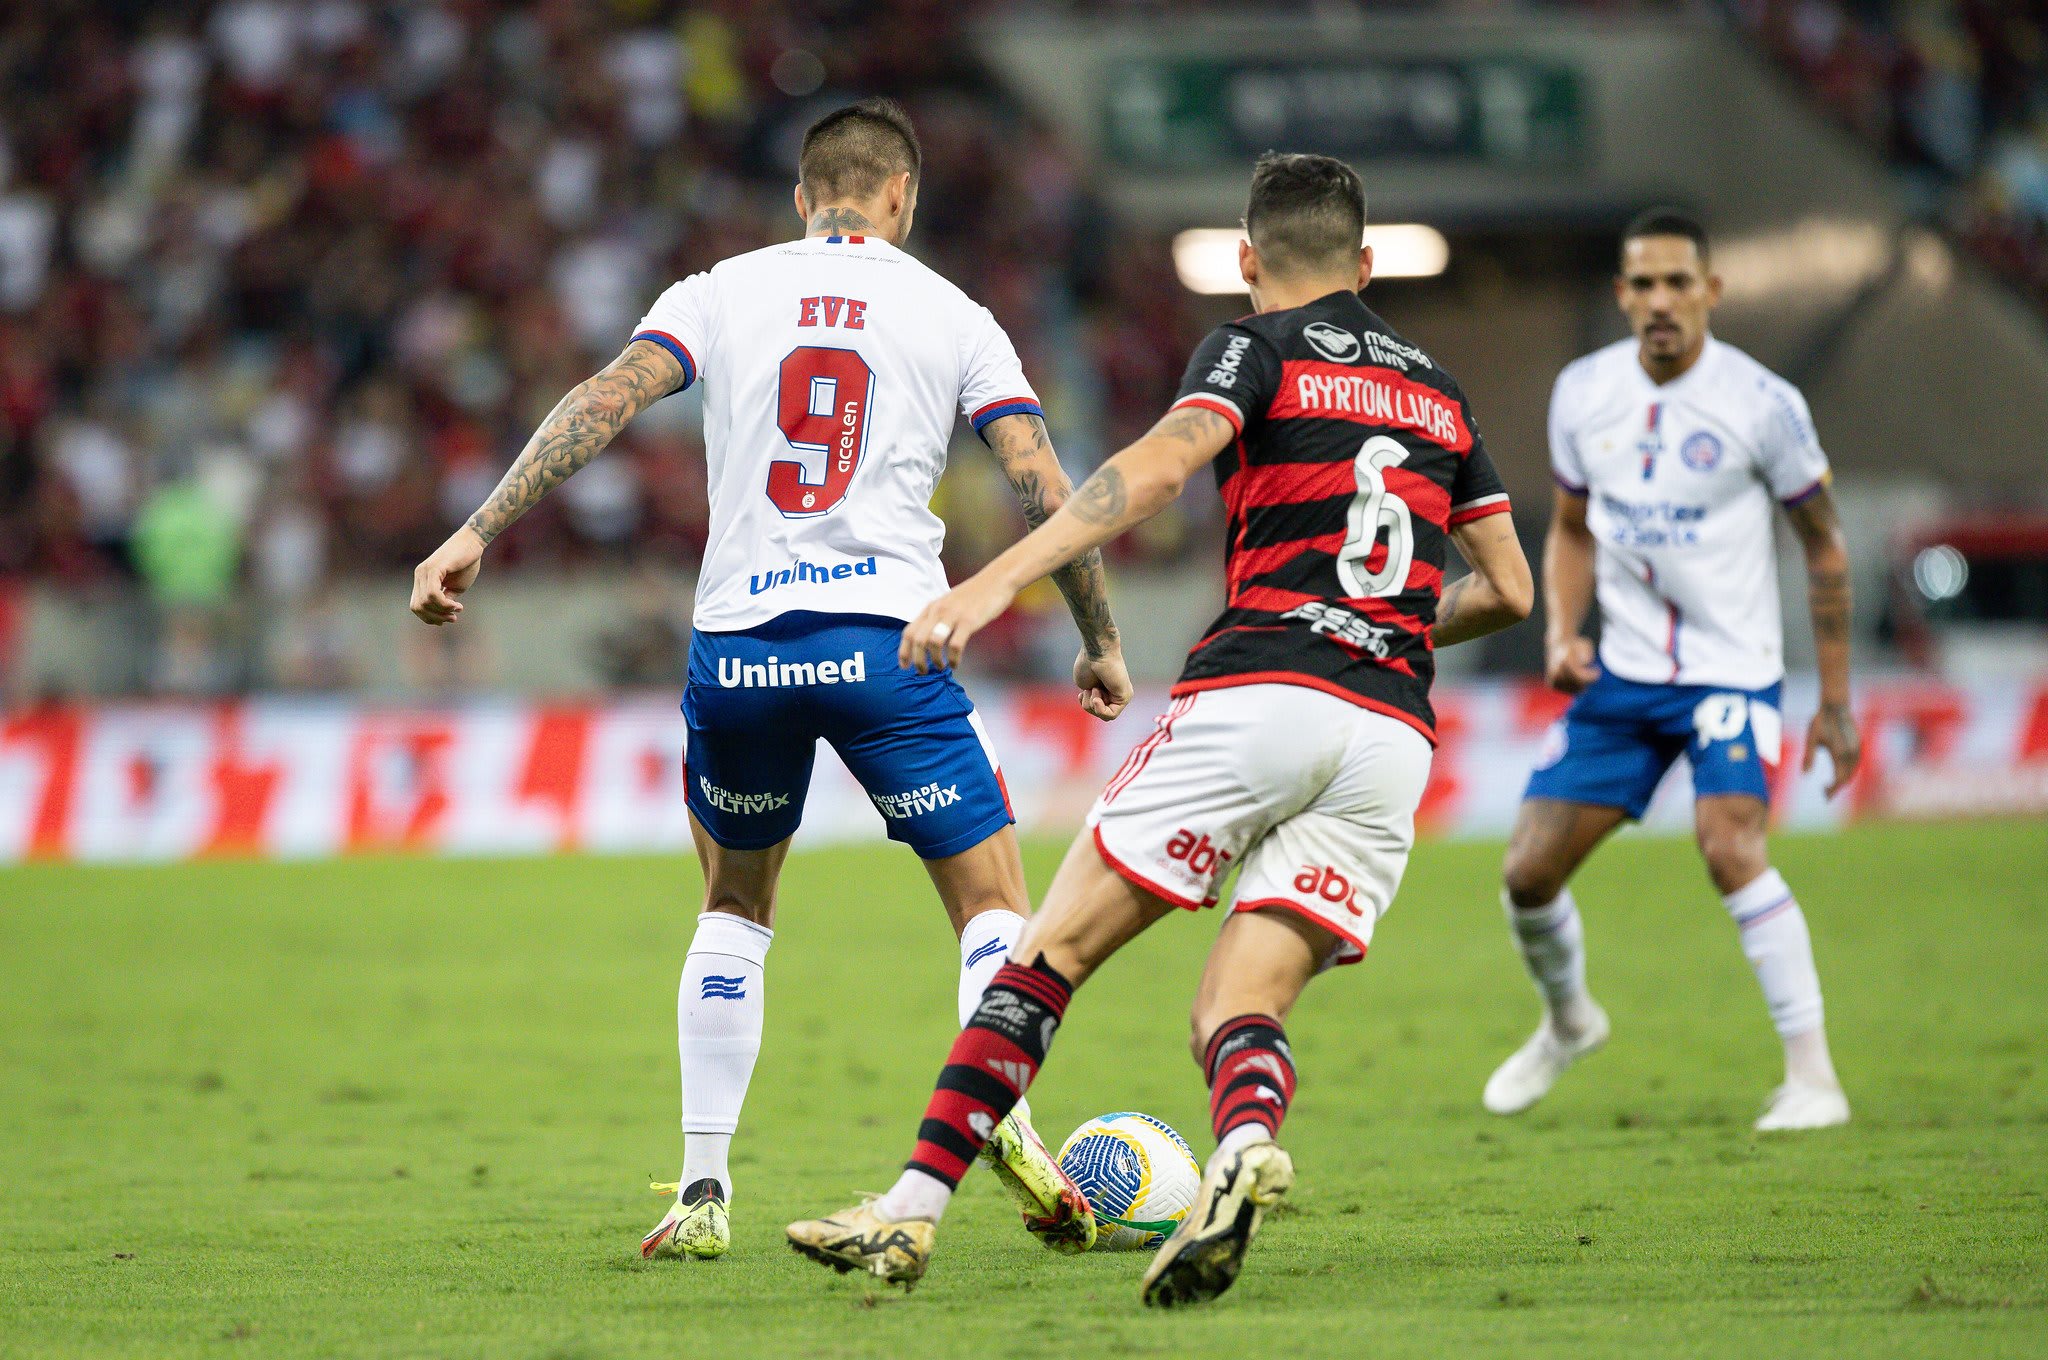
749,555,879,596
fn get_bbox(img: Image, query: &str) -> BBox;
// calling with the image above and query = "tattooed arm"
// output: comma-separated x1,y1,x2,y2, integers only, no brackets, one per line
980,413,1120,659
900,405,1235,673
1434,513,1534,648
410,340,684,624
1786,485,1860,797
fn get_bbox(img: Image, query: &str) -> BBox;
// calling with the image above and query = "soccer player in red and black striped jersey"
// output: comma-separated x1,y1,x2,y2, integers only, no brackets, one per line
788,154,1534,1304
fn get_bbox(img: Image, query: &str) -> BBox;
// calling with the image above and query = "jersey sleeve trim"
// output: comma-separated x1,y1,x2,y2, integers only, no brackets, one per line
1552,470,1589,497
1447,493,1512,526
969,397,1044,435
1169,392,1245,434
1779,475,1827,507
630,330,697,389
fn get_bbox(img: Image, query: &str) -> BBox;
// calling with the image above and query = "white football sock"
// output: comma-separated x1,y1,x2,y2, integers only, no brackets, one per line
1504,888,1598,1034
1214,1121,1273,1166
955,908,1031,1123
956,909,1025,1027
1723,869,1838,1086
876,1166,954,1223
677,911,773,1200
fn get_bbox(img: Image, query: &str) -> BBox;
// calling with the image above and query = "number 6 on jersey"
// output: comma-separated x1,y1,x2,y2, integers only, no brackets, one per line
769,346,875,517
1337,434,1415,598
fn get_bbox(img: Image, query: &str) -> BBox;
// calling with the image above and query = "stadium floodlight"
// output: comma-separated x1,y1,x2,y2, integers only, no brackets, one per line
1173,226,1450,294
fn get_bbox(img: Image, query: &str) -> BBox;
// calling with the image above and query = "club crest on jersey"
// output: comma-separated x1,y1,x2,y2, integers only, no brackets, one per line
1680,431,1723,472
1303,321,1361,363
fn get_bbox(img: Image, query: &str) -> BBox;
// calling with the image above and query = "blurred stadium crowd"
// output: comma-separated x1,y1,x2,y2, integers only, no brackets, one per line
0,1,2042,695
1739,0,2048,315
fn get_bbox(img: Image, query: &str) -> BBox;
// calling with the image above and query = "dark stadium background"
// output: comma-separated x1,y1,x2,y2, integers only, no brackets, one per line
2,0,2042,709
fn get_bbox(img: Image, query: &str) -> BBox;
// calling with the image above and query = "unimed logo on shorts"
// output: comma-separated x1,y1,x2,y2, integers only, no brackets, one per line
715,651,867,688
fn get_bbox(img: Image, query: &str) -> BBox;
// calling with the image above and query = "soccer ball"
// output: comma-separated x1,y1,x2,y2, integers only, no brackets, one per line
1056,1112,1202,1251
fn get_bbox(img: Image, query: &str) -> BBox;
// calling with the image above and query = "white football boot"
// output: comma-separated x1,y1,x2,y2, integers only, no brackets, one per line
1755,1080,1851,1131
1140,1136,1294,1308
1482,1002,1611,1115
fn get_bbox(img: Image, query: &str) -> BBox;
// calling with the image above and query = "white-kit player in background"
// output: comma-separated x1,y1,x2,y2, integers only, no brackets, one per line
1486,208,1863,1131
409,98,1130,1259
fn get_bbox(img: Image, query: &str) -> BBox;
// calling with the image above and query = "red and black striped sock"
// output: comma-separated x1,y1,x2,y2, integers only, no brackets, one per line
1204,1014,1297,1144
907,957,1073,1188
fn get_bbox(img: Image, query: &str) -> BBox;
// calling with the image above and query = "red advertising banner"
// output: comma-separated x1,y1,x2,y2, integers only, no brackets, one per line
2,679,2042,863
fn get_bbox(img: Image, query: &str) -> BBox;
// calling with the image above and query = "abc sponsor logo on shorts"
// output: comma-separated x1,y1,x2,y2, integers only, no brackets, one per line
697,775,791,816
749,555,879,597
1293,864,1365,917
870,781,962,820
1165,827,1232,876
715,650,868,689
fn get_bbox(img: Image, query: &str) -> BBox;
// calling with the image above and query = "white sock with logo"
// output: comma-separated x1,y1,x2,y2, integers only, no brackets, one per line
1723,868,1838,1087
956,908,1031,1125
677,911,773,1200
1505,888,1598,1034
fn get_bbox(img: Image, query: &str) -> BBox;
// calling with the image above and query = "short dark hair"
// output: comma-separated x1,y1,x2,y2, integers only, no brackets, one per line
1620,207,1709,269
799,98,921,203
1244,152,1366,277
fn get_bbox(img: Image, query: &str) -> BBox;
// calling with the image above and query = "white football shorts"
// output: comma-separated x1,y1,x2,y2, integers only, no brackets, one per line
1086,683,1434,965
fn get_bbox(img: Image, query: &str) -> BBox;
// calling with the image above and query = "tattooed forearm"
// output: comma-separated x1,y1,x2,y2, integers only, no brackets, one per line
467,341,681,545
1147,406,1234,450
1069,466,1129,525
984,414,1119,657
1786,485,1854,704
1808,567,1851,643
807,206,875,235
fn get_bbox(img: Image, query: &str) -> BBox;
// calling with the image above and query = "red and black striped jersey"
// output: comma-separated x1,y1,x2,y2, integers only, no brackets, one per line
1168,290,1511,743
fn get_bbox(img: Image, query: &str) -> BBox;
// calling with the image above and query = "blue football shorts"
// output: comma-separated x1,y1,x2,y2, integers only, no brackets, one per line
1523,670,1784,819
682,611,1013,859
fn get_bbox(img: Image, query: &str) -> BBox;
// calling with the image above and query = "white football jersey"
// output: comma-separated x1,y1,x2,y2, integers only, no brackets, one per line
631,234,1041,632
1549,335,1829,691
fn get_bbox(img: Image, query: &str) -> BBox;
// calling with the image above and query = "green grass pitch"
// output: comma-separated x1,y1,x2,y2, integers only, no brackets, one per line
2,820,2043,1358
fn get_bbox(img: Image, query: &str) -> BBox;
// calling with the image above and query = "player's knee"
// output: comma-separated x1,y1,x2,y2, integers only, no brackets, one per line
1696,823,1768,896
1186,1004,1225,1065
1501,846,1568,911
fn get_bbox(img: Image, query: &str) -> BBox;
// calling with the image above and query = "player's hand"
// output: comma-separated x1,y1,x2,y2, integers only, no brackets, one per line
1803,699,1861,800
899,574,1017,673
410,525,487,625
1074,646,1133,721
1544,636,1600,694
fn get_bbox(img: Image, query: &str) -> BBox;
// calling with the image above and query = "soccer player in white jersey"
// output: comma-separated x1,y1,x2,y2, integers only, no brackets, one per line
1483,209,1863,1131
409,99,1130,1258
